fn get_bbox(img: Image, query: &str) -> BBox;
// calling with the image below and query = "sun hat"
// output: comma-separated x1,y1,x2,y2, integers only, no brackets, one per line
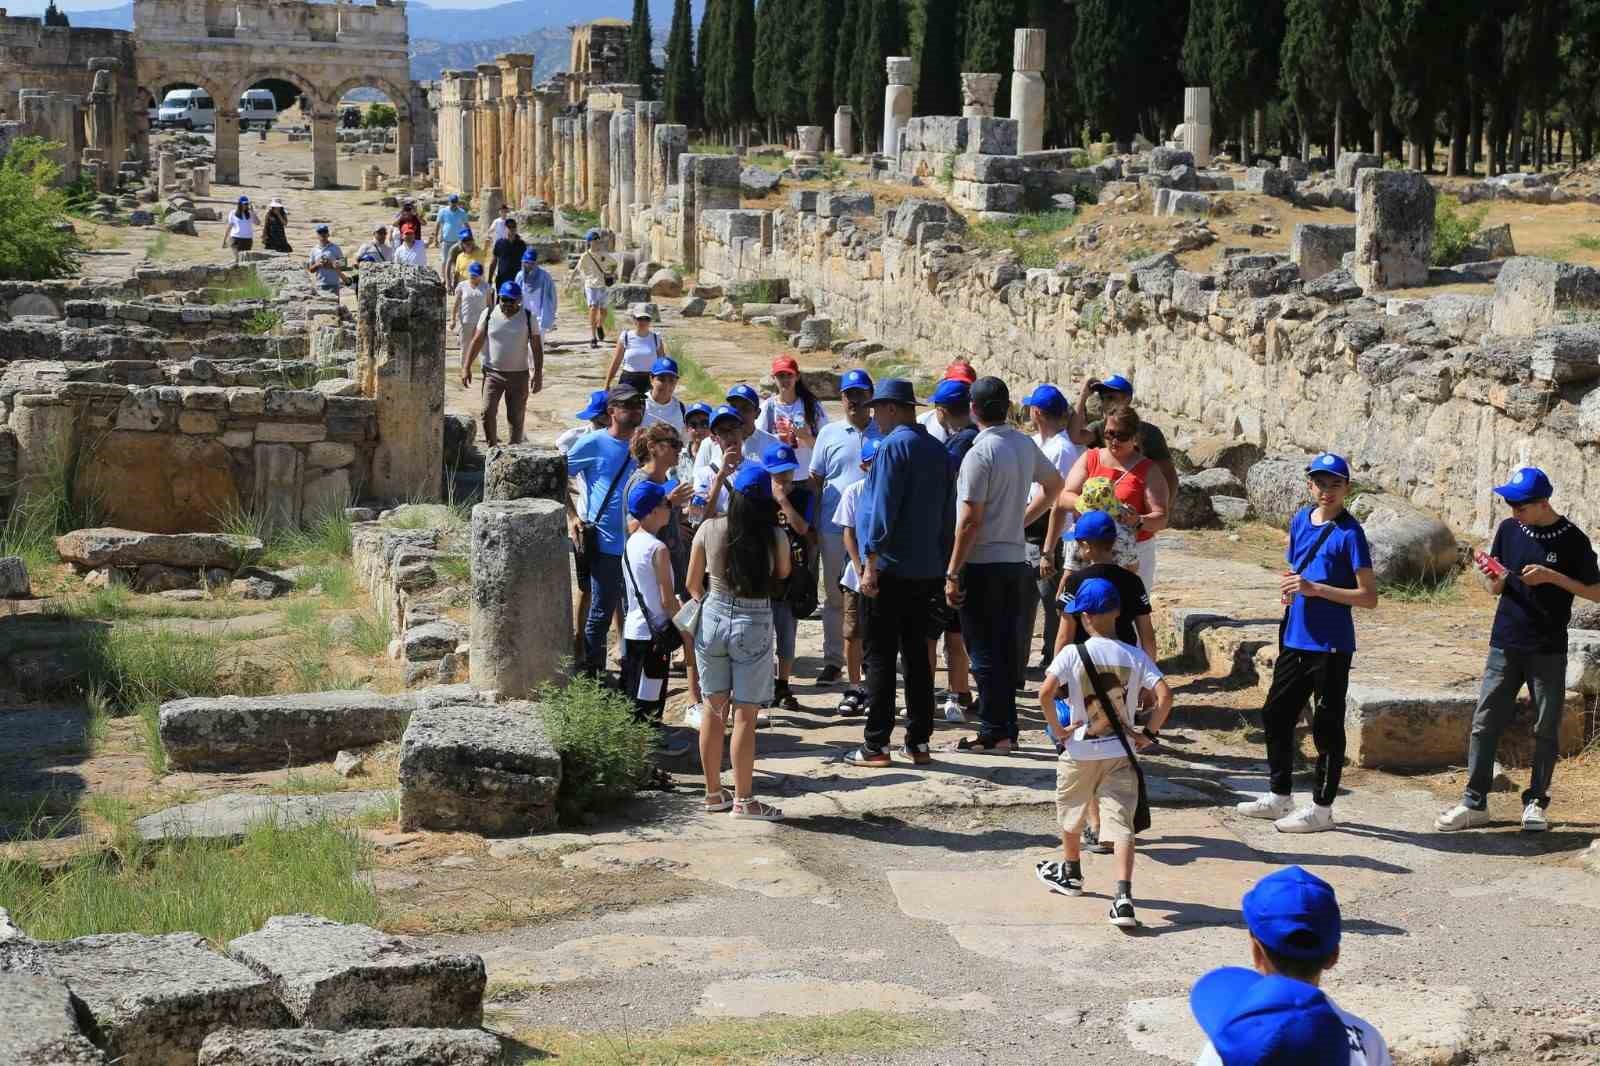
931,379,971,407
1304,453,1351,481
1097,374,1134,395
761,442,799,474
1063,510,1118,543
859,436,880,464
943,361,977,384
1242,865,1342,961
1493,466,1553,504
650,356,679,378
1191,968,1351,1066
575,389,609,421
1024,384,1070,416
771,355,800,376
732,463,772,499
467,262,484,276
867,378,920,406
626,479,670,520
497,280,522,300
726,383,761,408
840,368,873,394
267,197,283,208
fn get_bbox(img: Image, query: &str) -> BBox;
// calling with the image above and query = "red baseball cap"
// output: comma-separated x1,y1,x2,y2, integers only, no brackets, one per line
943,361,976,384
771,355,800,376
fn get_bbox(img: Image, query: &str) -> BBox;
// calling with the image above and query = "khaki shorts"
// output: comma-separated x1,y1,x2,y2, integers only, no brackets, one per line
842,588,863,641
1055,756,1138,842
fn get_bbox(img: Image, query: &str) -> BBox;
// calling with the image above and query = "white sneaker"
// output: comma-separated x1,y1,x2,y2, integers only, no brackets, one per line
942,694,965,723
682,704,704,730
1435,803,1490,832
1521,801,1549,832
1275,804,1335,834
1235,793,1294,820
756,710,770,727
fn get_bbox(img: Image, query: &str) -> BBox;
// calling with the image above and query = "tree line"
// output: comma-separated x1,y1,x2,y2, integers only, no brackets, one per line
624,0,1600,173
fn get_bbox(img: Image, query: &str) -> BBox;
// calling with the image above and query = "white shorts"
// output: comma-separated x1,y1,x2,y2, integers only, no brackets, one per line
585,285,607,307
1135,538,1157,590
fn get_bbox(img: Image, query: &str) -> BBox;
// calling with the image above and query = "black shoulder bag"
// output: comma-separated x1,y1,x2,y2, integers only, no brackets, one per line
621,537,683,657
1083,659,1152,835
1278,507,1340,645
575,454,632,583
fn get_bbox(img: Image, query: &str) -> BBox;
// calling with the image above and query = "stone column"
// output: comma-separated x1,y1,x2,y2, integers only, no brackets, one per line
479,186,504,235
1011,29,1046,155
883,57,914,161
575,111,589,206
1184,86,1213,168
552,116,568,205
586,107,612,219
395,117,412,177
357,264,447,502
635,100,662,210
795,125,824,164
834,106,854,157
677,153,704,272
84,61,121,191
209,106,238,185
612,109,635,240
653,123,687,200
961,73,1001,118
533,91,558,202
190,164,210,196
157,149,176,196
310,109,338,189
470,497,572,697
476,64,502,193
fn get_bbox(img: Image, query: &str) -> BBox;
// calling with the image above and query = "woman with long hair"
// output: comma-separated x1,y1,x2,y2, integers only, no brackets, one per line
263,198,292,254
686,459,790,820
222,196,261,266
1060,408,1170,586
758,355,828,473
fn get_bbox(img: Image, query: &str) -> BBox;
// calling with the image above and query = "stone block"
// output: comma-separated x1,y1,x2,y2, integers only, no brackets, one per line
1466,222,1516,261
1244,166,1293,198
263,389,326,418
815,191,875,218
1490,257,1600,336
1345,685,1585,769
357,265,446,505
255,422,327,443
918,115,968,153
889,198,961,242
1244,455,1318,529
0,556,31,598
1181,467,1246,499
254,443,304,536
226,387,265,414
226,914,484,1030
470,498,571,697
1335,151,1381,188
1149,147,1193,171
402,619,465,661
1569,630,1600,695
1305,268,1363,303
952,180,1023,212
1279,155,1309,180
307,442,357,469
963,116,1018,155
789,190,818,213
1165,191,1212,218
55,528,261,570
198,1027,504,1066
1528,325,1600,384
739,165,781,197
1290,223,1357,282
951,153,1023,184
399,700,562,834
483,445,568,502
1170,270,1215,319
1346,493,1458,584
1352,169,1435,291
1169,478,1217,529
0,971,105,1064
159,692,418,771
1182,438,1262,483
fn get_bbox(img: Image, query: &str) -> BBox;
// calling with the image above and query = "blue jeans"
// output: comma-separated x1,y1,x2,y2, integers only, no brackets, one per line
582,552,623,675
1464,646,1567,810
960,561,1030,744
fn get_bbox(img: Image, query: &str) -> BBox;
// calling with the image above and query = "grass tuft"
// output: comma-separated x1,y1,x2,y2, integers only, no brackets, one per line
664,335,724,404
1379,573,1462,604
967,208,1077,268
346,607,393,659
206,267,277,304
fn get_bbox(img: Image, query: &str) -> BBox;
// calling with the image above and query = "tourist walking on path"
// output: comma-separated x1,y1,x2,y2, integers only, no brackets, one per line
450,262,487,353
832,435,878,714
452,230,487,286
392,227,429,267
577,230,611,349
1053,512,1156,660
945,377,1066,754
433,193,469,279
606,306,666,393
487,202,512,245
566,386,645,677
1071,374,1179,518
686,462,790,820
843,379,955,769
808,369,880,687
560,390,611,664
262,198,291,254
514,248,559,340
223,196,260,265
758,356,828,474
763,442,814,713
1061,409,1169,587
1034,576,1170,928
1022,383,1084,672
1436,467,1600,833
642,357,687,435
461,280,544,447
354,224,394,266
928,378,975,724
486,216,526,291
1194,866,1391,1065
1236,453,1378,834
305,225,349,295
390,199,422,243
620,480,691,758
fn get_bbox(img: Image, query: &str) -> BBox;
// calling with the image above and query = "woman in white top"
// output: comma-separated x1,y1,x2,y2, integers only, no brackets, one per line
577,230,609,348
222,196,260,265
756,355,828,473
642,356,687,435
621,480,684,747
606,306,666,394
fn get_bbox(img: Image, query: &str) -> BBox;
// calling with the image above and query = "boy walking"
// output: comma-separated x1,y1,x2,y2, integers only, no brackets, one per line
1436,467,1600,832
1035,577,1171,928
833,436,878,714
1236,454,1377,834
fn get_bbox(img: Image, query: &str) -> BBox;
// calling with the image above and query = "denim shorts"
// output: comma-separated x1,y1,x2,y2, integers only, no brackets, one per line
585,285,607,307
695,594,774,706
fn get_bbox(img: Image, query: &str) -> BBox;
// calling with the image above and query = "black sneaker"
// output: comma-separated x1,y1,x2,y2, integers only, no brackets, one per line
596,324,606,341
772,680,801,712
815,663,843,685
1108,893,1139,928
1082,823,1114,855
1034,860,1083,897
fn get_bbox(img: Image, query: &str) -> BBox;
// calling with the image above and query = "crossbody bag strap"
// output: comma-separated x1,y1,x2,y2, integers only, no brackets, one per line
589,454,632,524
1291,508,1340,575
1083,657,1140,765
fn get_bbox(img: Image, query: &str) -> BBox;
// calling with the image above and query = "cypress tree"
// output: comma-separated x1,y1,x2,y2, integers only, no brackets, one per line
1072,0,1139,140
834,0,860,125
663,0,696,126
1280,0,1353,157
1181,0,1213,85
625,0,657,99
1346,2,1391,155
700,0,727,133
806,0,843,123
724,0,758,140
853,0,904,150
1207,0,1284,161
916,0,963,116
963,0,1011,75
754,0,781,128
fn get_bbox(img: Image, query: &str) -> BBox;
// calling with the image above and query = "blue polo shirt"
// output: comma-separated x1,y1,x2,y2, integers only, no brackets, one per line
435,204,469,238
565,430,634,556
859,422,955,580
1282,508,1372,654
809,419,882,536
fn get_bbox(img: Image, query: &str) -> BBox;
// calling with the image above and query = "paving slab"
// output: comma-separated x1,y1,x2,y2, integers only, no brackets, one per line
562,839,831,900
481,934,829,985
159,692,416,771
197,1026,503,1066
695,977,995,1019
135,790,396,841
0,971,105,1064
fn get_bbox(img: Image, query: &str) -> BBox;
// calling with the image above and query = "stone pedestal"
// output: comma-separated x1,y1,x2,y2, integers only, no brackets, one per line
11,394,77,513
883,56,914,161
961,73,1001,118
635,100,662,211
395,119,413,177
1353,169,1436,292
310,110,338,189
469,497,571,697
834,106,855,157
157,150,176,196
362,164,382,191
1011,30,1046,154
1184,86,1212,167
190,165,210,197
357,265,447,503
796,125,824,155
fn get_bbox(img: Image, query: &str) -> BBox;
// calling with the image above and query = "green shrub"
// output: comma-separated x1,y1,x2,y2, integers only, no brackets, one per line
938,152,956,189
363,103,398,129
0,137,85,280
1432,196,1489,267
1081,297,1106,330
537,674,657,822
244,308,282,335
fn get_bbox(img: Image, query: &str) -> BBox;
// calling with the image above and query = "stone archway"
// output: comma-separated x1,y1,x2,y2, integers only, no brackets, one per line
327,74,414,179
141,67,240,182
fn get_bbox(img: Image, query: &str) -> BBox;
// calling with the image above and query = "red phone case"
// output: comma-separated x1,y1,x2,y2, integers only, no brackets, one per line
1475,550,1507,578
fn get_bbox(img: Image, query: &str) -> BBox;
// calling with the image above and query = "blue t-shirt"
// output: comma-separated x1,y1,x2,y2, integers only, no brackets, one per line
808,420,882,536
1282,508,1372,654
435,205,470,238
565,430,634,556
1488,516,1599,653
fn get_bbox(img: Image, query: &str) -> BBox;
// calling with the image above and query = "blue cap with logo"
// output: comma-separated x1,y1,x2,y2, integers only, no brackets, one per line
521,247,537,262
575,389,609,421
448,193,459,202
315,223,330,234
726,383,761,408
238,195,250,205
1063,510,1118,543
931,379,971,407
685,401,713,423
467,262,484,276
650,356,680,378
859,436,879,464
1242,865,1341,960
458,227,473,240
868,378,921,406
1304,453,1351,481
709,403,742,429
731,463,771,499
1023,383,1070,416
1065,576,1121,615
762,442,799,474
627,479,670,520
1191,968,1351,1066
1493,466,1553,504
840,368,874,394
1097,374,1134,395
497,280,522,300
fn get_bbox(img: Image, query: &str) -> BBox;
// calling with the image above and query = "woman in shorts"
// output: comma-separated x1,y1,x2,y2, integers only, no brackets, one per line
577,229,610,349
223,196,260,265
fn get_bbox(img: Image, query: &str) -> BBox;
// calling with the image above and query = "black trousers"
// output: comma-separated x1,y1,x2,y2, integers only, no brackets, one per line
621,637,669,724
1262,646,1353,807
863,573,939,750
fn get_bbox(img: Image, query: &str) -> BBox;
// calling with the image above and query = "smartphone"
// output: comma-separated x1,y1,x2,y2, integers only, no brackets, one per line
1474,549,1508,579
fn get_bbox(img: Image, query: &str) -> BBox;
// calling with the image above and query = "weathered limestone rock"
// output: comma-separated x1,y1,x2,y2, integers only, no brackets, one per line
483,445,568,502
1182,438,1262,483
1304,268,1363,302
198,1027,504,1066
1466,222,1516,261
1244,166,1292,199
0,556,31,598
226,914,485,1030
1335,151,1381,188
1346,685,1585,769
1353,169,1435,292
357,266,446,503
740,165,781,197
55,528,261,570
1244,456,1317,529
816,191,875,218
159,692,416,771
1290,223,1356,282
1347,493,1458,584
134,791,396,842
1489,257,1600,336
75,431,241,535
796,317,833,352
1181,467,1245,499
403,619,465,662
470,498,571,697
1568,630,1600,695
0,972,105,1064
398,700,562,834
1169,478,1217,529
961,72,1002,118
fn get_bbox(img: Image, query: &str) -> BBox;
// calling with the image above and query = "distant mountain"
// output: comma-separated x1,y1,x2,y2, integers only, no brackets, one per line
408,27,573,84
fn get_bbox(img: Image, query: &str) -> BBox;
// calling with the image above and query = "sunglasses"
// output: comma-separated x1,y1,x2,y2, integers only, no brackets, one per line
1104,430,1136,443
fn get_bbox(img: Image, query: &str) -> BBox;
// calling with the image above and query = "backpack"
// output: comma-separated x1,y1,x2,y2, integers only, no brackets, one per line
782,525,818,620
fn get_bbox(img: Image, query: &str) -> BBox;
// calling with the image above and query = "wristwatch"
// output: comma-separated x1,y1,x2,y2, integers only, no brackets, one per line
945,572,962,582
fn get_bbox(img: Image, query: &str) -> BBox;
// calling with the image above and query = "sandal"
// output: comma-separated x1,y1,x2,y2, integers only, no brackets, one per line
703,788,734,813
953,736,1012,754
836,690,861,715
730,797,783,821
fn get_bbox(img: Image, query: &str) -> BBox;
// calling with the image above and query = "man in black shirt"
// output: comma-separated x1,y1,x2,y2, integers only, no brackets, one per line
1437,467,1600,833
487,217,527,290
1054,510,1156,660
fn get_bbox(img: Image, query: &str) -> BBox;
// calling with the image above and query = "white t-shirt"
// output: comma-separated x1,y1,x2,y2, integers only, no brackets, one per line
1196,1001,1390,1066
489,216,510,244
691,428,779,518
1045,637,1163,762
226,211,256,239
1031,429,1082,510
623,530,669,640
758,395,829,473
918,409,949,443
832,480,868,591
393,239,429,266
454,281,487,335
644,395,686,435
620,329,665,373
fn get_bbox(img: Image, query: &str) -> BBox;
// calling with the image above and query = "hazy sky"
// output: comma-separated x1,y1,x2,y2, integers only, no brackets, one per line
6,0,686,12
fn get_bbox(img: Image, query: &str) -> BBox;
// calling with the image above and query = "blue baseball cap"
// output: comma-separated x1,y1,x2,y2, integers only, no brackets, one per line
575,389,609,421
868,378,921,406
627,479,670,519
1191,968,1351,1066
448,193,459,202
709,403,742,429
237,195,250,205
458,227,473,240
497,280,522,300
650,356,680,378
314,223,330,234
726,383,761,408
1065,576,1120,615
1304,453,1350,481
1023,383,1069,416
584,228,601,241
467,262,484,276
1097,374,1134,395
840,368,873,394
731,463,771,499
931,379,971,407
685,401,713,423
521,247,537,262
1493,466,1553,504
1242,865,1341,960
1063,510,1118,543
762,442,799,473
858,436,879,464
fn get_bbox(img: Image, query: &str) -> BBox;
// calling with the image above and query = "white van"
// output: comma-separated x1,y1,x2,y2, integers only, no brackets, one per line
238,89,277,131
157,88,215,130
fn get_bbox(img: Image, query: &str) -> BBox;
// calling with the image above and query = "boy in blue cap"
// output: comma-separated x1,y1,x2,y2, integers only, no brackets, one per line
1194,865,1389,1065
810,368,882,686
833,435,879,714
1036,576,1171,927
1437,467,1600,833
1023,383,1085,672
620,480,690,757
1237,453,1377,835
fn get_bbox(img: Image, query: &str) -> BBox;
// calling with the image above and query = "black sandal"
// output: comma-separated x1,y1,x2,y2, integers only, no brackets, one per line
953,736,1012,754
